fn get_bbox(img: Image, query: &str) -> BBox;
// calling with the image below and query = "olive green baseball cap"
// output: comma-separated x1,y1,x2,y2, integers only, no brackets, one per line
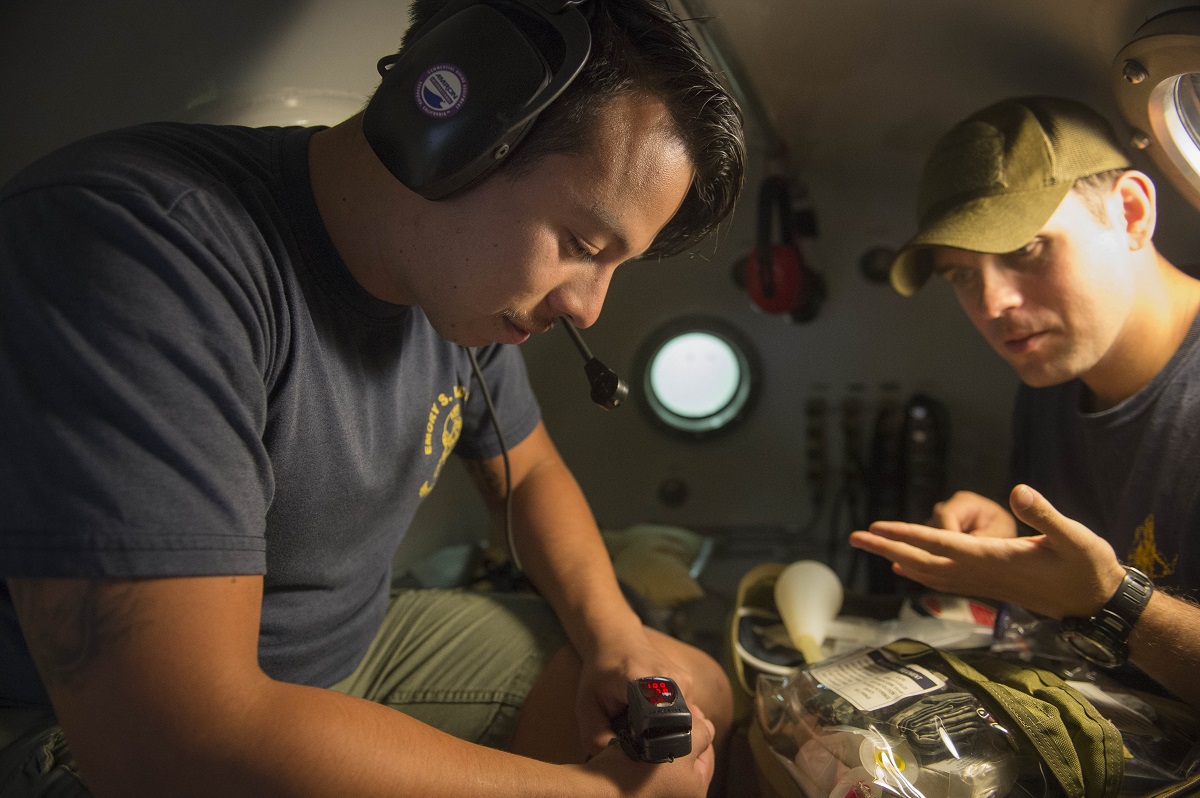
890,96,1132,296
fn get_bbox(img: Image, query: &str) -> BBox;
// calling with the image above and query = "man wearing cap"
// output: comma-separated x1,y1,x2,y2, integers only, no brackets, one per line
850,96,1200,707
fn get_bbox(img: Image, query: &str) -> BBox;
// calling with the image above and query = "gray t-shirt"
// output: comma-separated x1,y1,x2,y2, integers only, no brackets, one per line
0,123,541,705
1011,311,1200,599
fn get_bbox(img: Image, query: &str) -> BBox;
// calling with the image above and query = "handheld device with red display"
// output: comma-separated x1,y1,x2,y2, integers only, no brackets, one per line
613,677,692,763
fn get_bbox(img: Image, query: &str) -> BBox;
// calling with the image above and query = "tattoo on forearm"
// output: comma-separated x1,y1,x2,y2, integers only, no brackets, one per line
9,579,138,692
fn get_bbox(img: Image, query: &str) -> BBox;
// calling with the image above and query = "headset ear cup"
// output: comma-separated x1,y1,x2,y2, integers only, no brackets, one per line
744,241,826,321
745,244,802,314
789,268,826,324
741,175,825,321
364,4,550,199
363,0,591,200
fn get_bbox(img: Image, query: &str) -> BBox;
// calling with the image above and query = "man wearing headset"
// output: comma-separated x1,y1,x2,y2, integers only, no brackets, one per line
850,96,1200,707
0,0,745,794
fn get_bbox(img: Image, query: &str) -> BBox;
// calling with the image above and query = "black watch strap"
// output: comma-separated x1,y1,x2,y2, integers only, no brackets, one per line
1060,566,1154,668
1105,566,1154,626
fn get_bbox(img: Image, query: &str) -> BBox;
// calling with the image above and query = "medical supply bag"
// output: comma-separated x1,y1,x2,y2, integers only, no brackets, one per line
755,638,1124,798
732,565,1200,798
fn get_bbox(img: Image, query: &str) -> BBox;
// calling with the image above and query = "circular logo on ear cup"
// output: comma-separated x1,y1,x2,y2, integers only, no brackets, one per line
414,64,468,118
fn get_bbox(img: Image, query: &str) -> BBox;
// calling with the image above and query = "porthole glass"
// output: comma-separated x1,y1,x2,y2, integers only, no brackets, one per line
1174,73,1200,145
637,318,759,439
1163,73,1200,177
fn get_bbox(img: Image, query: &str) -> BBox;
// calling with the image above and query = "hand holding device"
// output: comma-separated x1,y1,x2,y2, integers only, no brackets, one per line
612,677,692,763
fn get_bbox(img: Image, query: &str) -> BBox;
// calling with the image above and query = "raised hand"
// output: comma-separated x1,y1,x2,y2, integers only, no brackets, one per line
851,484,1126,618
928,490,1017,538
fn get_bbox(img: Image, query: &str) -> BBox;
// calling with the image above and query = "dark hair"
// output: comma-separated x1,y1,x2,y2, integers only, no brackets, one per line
401,0,746,258
1072,169,1125,226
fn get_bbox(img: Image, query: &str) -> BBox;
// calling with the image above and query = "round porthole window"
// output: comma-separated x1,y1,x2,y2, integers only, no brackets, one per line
636,317,759,439
1114,8,1200,211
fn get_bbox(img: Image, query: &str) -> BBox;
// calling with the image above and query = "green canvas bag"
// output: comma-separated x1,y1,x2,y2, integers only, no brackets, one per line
882,639,1124,798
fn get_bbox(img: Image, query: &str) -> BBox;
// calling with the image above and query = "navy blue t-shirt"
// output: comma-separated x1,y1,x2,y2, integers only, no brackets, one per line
1011,311,1200,599
0,123,541,705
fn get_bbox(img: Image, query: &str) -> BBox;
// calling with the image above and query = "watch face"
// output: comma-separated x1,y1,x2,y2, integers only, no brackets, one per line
1061,628,1120,668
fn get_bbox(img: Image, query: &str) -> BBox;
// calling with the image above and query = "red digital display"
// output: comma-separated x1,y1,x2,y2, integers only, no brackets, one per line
639,678,676,706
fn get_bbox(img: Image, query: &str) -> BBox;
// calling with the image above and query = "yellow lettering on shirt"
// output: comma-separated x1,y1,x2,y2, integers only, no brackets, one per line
1128,513,1177,579
420,385,468,497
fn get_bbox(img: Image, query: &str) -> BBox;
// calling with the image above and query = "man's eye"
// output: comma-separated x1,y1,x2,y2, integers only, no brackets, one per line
942,268,978,291
1015,239,1043,259
566,235,596,262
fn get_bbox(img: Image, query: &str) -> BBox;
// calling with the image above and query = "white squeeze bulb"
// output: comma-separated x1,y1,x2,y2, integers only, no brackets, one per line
773,560,843,664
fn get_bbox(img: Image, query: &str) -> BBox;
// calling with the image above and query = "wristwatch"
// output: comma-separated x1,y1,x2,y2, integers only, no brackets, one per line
1059,566,1154,668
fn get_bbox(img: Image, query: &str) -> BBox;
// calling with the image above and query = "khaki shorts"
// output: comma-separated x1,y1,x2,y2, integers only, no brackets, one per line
0,588,565,796
330,588,566,748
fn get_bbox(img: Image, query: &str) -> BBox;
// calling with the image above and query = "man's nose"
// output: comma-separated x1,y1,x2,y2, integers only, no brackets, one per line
979,259,1021,318
554,268,616,329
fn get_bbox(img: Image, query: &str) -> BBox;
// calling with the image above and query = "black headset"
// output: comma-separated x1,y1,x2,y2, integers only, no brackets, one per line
363,0,592,200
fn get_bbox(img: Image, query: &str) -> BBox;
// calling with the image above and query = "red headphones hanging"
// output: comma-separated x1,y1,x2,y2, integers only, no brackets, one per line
737,175,825,322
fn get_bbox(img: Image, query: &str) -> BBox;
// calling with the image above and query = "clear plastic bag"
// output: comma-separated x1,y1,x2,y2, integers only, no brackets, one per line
755,646,1039,798
993,604,1200,792
1067,678,1200,790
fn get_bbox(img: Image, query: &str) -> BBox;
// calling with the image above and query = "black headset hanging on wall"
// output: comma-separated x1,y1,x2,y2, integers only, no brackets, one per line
363,0,592,200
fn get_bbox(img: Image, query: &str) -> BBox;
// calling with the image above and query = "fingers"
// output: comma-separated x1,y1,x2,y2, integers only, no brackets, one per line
848,530,957,582
692,712,716,782
927,490,1017,538
850,521,1028,598
581,700,617,756
849,529,950,592
1008,484,1056,530
576,674,627,756
853,521,965,561
928,499,964,532
1008,484,1127,612
584,713,715,796
1008,484,1089,544
928,490,993,530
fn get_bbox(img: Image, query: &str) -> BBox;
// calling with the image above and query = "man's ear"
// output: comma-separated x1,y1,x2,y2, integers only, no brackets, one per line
1114,170,1157,250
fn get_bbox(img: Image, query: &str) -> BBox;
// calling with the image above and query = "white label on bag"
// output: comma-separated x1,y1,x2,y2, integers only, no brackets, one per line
811,650,946,711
